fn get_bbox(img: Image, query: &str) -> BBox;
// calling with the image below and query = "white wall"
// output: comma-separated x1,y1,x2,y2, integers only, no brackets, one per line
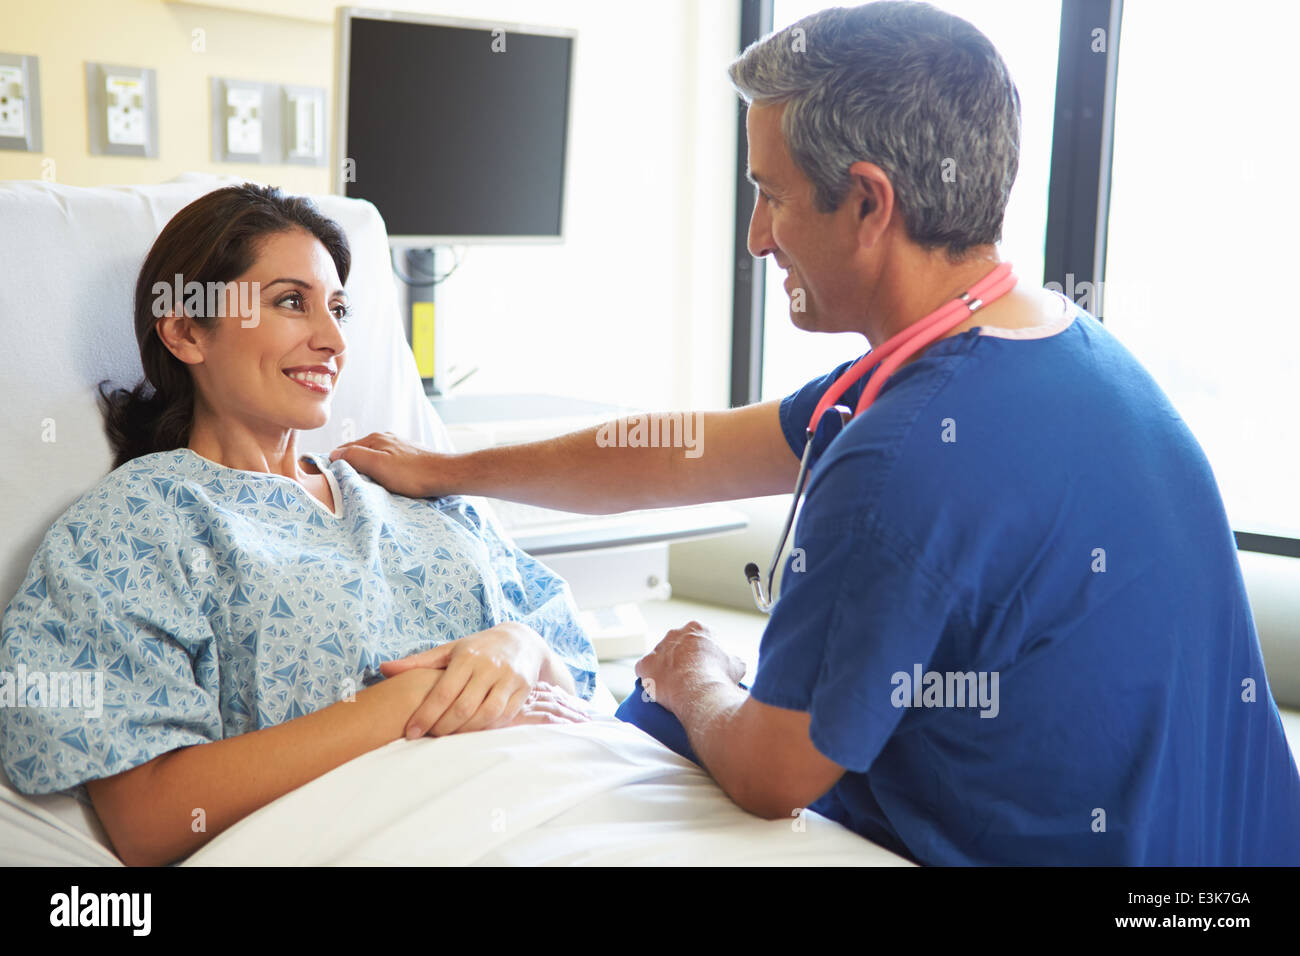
426,0,742,412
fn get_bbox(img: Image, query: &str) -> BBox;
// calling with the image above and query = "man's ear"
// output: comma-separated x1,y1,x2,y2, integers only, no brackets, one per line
847,160,893,248
154,310,206,367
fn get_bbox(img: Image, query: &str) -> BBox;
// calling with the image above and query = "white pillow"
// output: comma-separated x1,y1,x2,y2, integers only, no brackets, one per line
0,175,452,858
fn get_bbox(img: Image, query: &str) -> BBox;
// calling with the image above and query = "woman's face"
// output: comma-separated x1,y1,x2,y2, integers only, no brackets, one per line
185,228,350,435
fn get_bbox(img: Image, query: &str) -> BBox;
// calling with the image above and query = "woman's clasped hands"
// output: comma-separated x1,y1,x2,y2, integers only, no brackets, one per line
380,621,591,739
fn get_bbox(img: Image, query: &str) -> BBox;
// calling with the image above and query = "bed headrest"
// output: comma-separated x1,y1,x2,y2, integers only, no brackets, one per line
0,175,450,610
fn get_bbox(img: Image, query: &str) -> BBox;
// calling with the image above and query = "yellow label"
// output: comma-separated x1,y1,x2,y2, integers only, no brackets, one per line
411,302,435,378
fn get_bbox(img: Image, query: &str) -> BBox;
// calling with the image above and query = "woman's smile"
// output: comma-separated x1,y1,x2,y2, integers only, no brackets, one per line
283,365,336,395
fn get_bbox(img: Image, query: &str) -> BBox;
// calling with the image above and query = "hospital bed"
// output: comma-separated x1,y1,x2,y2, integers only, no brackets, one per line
0,176,910,866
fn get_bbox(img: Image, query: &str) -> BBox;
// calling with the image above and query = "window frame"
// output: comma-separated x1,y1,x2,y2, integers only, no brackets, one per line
729,0,775,409
726,1,1298,557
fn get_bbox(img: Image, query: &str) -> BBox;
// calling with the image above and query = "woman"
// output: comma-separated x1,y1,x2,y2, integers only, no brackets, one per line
0,183,598,866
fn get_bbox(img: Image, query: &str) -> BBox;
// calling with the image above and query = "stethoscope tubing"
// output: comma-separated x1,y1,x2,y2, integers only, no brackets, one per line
746,262,1019,613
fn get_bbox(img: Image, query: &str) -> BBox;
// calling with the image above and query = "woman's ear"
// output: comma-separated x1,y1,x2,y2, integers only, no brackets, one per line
154,311,206,367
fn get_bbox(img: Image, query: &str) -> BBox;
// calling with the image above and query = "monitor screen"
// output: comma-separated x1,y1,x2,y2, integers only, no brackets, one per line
338,11,573,243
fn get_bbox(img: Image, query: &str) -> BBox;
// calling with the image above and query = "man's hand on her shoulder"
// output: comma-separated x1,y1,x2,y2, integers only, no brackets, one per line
329,431,451,498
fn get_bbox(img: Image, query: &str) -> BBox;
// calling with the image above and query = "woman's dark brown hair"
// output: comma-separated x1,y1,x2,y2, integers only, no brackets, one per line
97,182,351,470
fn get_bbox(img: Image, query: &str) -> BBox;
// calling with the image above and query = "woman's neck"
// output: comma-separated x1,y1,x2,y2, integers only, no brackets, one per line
187,418,305,481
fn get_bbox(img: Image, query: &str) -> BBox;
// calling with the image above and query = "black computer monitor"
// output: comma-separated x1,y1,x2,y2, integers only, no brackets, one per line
334,8,574,244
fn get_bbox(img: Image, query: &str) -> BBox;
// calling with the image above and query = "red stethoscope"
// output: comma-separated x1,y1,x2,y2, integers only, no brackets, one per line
745,261,1018,612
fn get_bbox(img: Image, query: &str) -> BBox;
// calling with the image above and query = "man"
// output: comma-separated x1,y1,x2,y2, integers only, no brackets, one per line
332,2,1300,863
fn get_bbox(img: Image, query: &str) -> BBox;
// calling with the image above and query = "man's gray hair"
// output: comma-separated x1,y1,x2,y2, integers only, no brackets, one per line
729,1,1021,260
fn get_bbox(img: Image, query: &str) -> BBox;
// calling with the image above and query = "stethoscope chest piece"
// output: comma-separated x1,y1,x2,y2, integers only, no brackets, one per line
745,404,851,613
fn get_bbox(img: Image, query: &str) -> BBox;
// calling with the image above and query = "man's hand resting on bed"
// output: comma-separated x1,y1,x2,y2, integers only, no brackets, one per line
635,620,747,714
380,621,579,737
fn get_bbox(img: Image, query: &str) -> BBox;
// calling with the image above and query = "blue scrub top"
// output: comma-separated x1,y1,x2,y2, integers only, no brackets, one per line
750,295,1300,864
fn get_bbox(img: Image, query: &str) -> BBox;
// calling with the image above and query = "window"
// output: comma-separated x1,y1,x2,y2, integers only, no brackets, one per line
1103,0,1300,540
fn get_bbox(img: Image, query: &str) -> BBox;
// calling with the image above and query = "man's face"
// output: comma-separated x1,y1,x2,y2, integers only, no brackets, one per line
746,101,863,333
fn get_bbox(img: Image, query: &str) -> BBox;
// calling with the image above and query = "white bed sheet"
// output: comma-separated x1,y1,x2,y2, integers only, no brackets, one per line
1,684,910,867
184,715,909,866
0,780,122,867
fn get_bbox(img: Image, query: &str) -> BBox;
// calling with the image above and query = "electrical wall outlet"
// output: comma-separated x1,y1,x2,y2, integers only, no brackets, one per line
212,79,325,165
0,53,41,152
0,66,26,137
86,63,157,157
211,78,279,164
226,86,263,155
282,84,326,166
105,74,146,146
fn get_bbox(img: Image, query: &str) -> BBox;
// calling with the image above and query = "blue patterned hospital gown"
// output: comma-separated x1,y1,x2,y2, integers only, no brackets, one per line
0,448,597,797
